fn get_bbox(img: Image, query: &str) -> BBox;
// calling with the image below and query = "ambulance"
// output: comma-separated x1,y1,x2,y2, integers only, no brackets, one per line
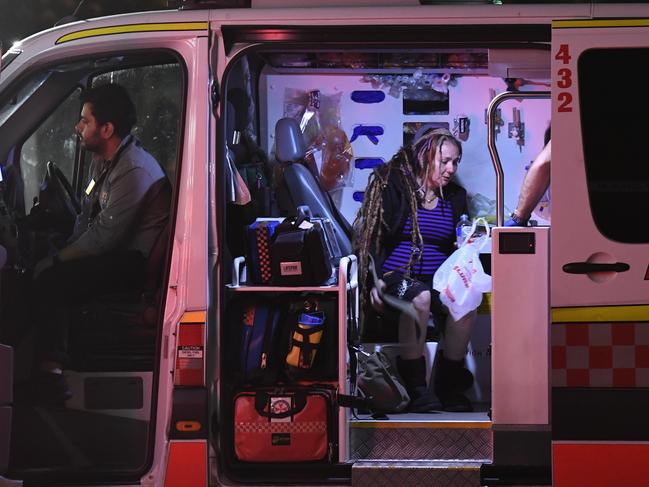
0,1,648,486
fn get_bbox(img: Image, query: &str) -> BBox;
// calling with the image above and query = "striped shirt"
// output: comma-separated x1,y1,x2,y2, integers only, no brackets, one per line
382,199,455,280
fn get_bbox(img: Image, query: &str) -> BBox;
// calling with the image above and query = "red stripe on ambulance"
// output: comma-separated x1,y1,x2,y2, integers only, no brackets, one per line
164,440,207,487
553,443,649,487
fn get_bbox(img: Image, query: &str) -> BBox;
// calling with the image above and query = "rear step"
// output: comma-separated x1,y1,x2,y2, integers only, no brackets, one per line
350,413,492,486
352,459,483,487
350,412,492,460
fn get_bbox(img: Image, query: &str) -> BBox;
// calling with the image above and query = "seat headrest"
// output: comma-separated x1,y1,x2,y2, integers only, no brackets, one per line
275,117,305,163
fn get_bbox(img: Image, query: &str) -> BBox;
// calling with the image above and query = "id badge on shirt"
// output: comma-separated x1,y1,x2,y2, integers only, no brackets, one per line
85,179,96,196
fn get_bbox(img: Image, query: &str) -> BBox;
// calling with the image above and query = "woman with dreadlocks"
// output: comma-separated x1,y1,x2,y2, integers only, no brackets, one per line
354,128,476,412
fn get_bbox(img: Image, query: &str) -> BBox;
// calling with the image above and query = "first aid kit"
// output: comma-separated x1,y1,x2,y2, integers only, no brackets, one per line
233,386,336,463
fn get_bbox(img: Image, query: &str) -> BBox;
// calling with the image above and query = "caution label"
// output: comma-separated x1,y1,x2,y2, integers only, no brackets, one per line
178,345,204,359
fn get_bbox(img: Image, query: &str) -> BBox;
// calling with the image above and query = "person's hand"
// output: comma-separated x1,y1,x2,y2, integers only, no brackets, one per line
369,279,387,313
504,218,519,227
33,256,54,279
465,233,479,245
505,212,528,227
504,217,529,227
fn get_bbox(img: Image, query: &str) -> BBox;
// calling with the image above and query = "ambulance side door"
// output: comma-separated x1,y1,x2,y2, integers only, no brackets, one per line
551,17,649,487
552,21,649,307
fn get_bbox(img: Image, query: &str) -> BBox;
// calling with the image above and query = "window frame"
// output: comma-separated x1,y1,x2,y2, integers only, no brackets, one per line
1,48,188,483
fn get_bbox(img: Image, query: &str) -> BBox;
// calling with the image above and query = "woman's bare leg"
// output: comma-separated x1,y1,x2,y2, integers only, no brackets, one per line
442,309,476,360
399,290,431,358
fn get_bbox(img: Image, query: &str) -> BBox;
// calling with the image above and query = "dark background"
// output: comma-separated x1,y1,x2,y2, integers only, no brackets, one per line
0,0,169,53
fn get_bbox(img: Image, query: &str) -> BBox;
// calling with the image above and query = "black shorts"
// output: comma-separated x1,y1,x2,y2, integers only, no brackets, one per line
381,271,447,328
382,270,429,301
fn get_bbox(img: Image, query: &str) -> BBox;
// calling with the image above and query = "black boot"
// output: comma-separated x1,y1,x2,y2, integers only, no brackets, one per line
396,356,437,413
433,353,474,412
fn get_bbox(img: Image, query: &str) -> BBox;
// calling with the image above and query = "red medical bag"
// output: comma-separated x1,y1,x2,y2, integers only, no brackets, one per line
233,386,335,462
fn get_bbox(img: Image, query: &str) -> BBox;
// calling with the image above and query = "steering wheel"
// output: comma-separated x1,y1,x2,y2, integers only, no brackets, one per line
35,161,80,236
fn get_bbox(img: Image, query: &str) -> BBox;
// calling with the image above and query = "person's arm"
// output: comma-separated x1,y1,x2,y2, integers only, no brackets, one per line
66,165,152,258
512,140,551,223
451,184,470,247
57,243,92,262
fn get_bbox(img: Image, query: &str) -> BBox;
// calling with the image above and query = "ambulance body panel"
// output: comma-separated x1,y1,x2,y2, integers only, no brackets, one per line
0,11,211,487
0,3,648,486
550,19,649,486
552,22,649,307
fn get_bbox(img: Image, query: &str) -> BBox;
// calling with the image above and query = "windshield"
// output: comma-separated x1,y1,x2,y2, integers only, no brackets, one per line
1,48,21,73
0,72,48,127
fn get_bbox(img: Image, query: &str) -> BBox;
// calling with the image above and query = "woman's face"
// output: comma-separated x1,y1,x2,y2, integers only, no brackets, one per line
428,140,460,188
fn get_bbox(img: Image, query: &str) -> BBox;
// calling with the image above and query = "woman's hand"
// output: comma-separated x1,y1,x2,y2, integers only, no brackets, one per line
454,232,480,248
466,233,479,245
370,279,387,313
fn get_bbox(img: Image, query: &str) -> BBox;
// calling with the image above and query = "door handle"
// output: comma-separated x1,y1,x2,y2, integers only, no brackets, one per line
562,262,630,274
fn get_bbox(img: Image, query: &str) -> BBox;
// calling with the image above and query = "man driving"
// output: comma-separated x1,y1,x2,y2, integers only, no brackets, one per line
29,83,170,403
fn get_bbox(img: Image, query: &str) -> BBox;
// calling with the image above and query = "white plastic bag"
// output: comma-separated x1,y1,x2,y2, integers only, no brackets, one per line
433,218,492,321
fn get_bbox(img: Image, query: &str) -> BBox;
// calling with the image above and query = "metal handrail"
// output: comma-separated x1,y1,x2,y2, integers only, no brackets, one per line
487,90,550,226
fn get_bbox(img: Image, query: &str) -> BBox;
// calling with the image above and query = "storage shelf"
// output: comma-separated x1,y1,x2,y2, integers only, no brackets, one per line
227,254,357,463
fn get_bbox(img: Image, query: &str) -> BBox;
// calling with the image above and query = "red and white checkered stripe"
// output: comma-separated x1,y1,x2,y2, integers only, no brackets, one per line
256,224,272,283
552,322,649,387
235,421,327,434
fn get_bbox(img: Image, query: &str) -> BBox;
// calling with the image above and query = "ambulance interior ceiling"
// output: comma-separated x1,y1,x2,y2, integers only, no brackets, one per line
227,47,551,225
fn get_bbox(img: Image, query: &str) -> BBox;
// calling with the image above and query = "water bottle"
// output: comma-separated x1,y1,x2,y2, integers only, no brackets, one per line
456,213,472,247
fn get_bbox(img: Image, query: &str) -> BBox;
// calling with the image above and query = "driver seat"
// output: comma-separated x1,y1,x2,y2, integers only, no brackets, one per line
68,178,172,372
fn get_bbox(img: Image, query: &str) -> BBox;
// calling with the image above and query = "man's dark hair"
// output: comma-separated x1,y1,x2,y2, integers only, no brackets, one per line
80,84,136,138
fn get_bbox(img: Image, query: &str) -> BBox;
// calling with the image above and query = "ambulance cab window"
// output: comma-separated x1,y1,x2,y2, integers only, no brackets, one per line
579,48,649,243
91,63,182,182
20,88,80,212
0,72,48,127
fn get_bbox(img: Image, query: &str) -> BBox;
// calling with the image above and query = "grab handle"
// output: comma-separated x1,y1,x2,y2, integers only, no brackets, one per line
562,262,630,274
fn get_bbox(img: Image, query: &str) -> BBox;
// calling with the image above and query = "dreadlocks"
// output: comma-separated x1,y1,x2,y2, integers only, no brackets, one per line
353,128,462,312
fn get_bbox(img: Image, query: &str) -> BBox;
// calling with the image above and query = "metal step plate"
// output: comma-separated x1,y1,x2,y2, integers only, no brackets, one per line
352,459,483,487
350,411,492,461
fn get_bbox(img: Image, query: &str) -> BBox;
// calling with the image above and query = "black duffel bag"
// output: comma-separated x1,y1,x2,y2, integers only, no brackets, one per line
270,207,333,286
